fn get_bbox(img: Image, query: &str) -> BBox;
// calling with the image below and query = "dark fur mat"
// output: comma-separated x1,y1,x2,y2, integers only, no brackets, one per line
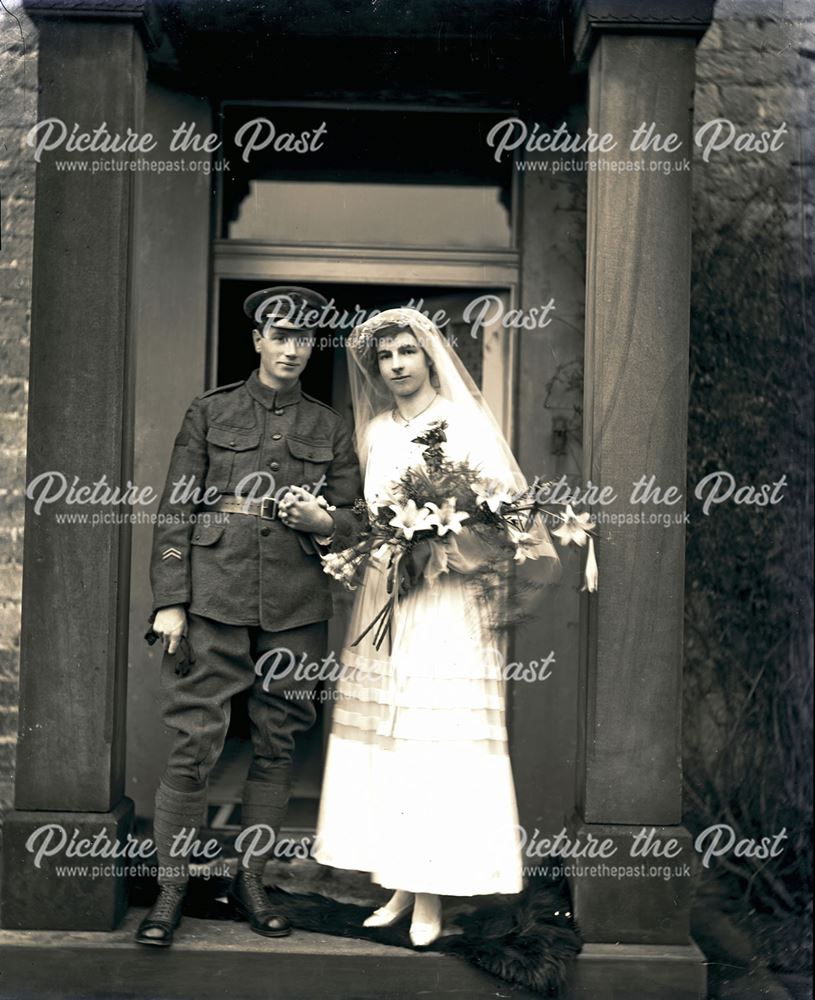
130,869,582,995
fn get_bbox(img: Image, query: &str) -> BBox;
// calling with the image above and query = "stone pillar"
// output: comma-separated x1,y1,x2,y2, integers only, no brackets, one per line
568,2,712,994
1,9,147,929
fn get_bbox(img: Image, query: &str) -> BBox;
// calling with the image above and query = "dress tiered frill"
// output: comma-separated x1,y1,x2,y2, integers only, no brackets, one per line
313,399,524,896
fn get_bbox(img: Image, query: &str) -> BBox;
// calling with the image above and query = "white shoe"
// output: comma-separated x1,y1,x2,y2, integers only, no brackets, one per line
409,920,442,947
409,893,442,947
362,891,414,928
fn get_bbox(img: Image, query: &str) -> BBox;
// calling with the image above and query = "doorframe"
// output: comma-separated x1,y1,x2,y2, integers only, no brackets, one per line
209,249,519,441
208,101,524,771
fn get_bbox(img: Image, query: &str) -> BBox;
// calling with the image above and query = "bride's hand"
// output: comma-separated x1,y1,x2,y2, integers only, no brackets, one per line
392,540,432,595
279,485,334,534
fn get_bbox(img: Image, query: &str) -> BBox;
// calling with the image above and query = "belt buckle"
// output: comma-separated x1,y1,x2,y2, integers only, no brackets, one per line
259,496,277,520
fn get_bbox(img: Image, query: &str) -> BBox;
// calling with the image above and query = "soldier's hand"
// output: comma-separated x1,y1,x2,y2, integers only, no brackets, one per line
153,606,187,655
279,485,334,534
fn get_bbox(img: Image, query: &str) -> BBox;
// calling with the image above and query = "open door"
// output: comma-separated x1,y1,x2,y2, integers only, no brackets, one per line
203,283,513,836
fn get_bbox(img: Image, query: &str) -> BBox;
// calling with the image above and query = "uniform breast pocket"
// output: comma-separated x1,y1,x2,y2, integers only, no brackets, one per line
206,426,260,493
191,521,226,548
287,435,334,488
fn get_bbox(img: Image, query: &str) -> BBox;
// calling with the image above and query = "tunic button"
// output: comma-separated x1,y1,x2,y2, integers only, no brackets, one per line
274,408,284,416
272,433,282,441
229,439,236,446
269,461,280,471
260,527,271,537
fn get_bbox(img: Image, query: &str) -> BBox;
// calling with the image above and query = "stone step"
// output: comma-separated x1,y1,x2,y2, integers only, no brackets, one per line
0,909,707,999
0,907,536,999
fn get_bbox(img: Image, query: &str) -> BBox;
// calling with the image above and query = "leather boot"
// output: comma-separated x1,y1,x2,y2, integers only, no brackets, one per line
228,868,292,937
135,884,186,947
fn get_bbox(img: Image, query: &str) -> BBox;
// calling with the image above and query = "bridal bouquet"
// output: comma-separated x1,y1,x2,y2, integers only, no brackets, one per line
321,420,598,650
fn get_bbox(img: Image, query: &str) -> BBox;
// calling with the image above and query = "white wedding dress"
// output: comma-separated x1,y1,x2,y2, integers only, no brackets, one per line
314,395,524,896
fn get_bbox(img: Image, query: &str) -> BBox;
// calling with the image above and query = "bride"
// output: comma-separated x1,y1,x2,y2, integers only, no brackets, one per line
313,308,560,947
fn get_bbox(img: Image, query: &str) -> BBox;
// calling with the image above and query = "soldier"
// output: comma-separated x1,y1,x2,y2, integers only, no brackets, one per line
135,287,364,947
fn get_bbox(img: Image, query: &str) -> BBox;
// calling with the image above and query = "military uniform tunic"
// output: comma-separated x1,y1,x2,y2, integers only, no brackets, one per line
150,369,363,631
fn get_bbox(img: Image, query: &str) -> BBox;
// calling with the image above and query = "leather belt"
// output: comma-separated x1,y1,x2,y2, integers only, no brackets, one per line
211,495,279,520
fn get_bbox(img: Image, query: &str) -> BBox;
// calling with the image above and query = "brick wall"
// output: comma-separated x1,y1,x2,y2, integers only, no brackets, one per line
694,0,812,212
0,6,37,811
684,0,813,772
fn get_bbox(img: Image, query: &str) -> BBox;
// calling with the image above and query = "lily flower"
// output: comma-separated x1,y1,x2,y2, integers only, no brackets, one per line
581,536,599,592
388,499,433,540
424,498,470,536
551,503,595,547
507,524,540,564
472,479,514,513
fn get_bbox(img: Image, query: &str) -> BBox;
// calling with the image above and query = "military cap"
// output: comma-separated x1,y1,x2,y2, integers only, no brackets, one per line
243,285,329,332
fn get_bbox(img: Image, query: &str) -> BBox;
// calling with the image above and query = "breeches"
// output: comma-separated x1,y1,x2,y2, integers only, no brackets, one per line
160,612,327,786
